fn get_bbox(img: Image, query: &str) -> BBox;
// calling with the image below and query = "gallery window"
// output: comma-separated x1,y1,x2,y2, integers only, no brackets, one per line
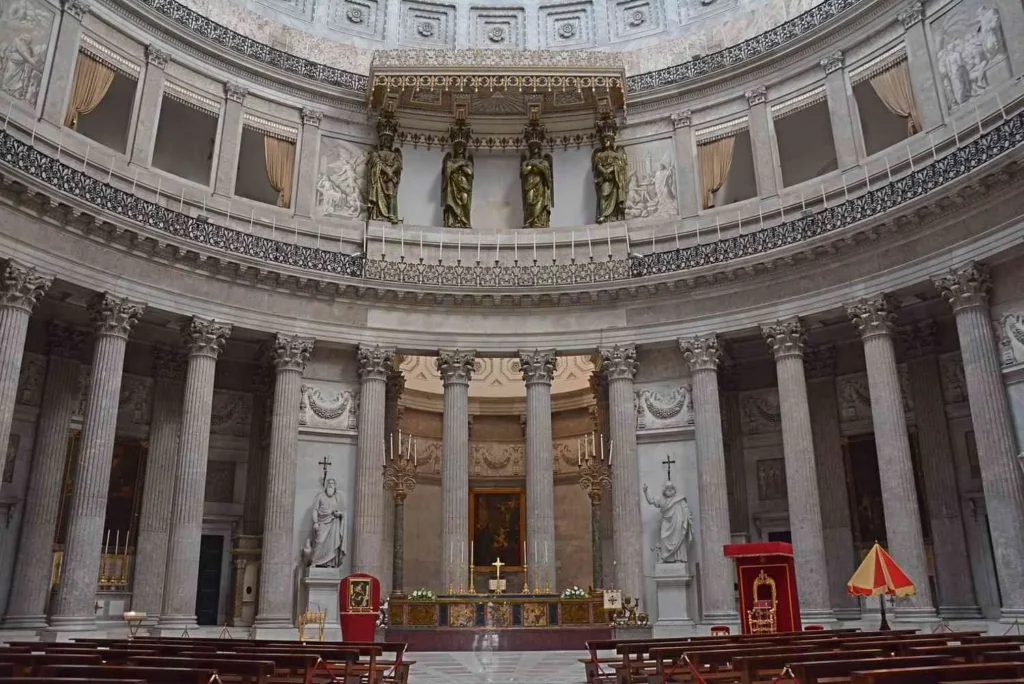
152,87,219,186
64,51,138,154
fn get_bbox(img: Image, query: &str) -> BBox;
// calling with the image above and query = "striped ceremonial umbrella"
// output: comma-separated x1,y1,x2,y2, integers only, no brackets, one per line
847,543,916,631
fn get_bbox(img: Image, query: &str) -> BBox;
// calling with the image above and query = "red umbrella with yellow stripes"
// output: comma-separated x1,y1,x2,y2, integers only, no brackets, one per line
847,542,916,631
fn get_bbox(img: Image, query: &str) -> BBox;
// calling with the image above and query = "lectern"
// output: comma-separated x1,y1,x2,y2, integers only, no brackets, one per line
723,542,801,634
339,573,381,641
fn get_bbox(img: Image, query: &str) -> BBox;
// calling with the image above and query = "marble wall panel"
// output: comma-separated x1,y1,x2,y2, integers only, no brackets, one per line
0,0,55,108
554,480,593,589
403,480,443,590
397,146,444,228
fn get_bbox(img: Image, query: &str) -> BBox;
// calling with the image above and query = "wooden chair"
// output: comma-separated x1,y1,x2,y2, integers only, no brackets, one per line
710,626,731,636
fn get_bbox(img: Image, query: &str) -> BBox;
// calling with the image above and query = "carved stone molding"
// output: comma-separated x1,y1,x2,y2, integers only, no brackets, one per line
225,82,248,104
819,50,844,75
846,295,898,339
934,262,991,313
635,386,693,430
597,345,638,381
153,346,188,382
518,349,557,385
0,261,51,313
357,344,396,382
299,384,357,429
938,354,967,404
898,1,924,29
745,85,767,106
146,45,170,68
17,353,45,406
182,316,232,358
437,350,476,385
761,318,805,360
740,388,781,434
271,334,314,372
679,335,721,372
386,370,406,400
670,110,692,129
47,322,86,361
88,293,145,339
63,0,89,19
899,321,938,359
837,369,913,420
804,345,836,379
302,108,324,127
118,374,154,426
211,390,253,436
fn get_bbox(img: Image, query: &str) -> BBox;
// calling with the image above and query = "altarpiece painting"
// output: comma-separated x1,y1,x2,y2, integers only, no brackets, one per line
470,488,525,569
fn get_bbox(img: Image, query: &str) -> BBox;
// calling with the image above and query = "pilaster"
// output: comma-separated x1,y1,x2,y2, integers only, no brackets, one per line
670,110,700,218
744,86,778,199
129,46,169,167
294,108,323,217
899,3,943,132
213,83,248,197
41,0,89,126
819,51,860,170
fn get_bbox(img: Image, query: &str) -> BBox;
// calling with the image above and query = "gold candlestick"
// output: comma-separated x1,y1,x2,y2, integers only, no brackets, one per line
522,563,530,594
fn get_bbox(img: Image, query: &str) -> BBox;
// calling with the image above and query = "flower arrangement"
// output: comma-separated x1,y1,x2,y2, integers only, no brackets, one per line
409,588,435,601
561,586,587,599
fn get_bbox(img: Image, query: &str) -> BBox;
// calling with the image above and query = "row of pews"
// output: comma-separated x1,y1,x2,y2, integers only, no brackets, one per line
582,629,1024,684
0,636,413,684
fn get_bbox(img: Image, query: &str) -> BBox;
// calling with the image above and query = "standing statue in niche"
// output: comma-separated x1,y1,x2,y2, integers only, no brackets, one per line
591,113,628,224
442,118,474,228
304,478,346,568
520,118,554,229
643,480,694,563
366,106,403,223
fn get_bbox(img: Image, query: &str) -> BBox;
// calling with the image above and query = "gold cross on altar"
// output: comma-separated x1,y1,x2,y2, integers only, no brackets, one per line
491,557,505,579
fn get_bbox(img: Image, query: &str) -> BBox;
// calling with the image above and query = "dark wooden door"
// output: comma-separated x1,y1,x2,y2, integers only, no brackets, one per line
196,534,223,626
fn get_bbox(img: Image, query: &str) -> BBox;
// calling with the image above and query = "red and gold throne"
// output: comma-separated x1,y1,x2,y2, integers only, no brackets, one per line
723,542,801,634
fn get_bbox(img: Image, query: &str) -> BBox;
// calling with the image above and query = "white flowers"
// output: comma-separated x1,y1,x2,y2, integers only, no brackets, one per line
561,586,587,599
409,588,435,601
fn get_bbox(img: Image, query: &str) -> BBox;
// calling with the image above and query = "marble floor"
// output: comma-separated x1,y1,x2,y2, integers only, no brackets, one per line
406,651,585,684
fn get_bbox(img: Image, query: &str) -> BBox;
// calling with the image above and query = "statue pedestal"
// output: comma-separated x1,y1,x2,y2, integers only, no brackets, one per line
653,562,694,633
303,567,343,641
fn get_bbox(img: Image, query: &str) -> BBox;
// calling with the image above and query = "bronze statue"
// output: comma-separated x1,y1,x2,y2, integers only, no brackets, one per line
366,109,403,223
520,120,553,229
442,120,474,228
592,114,628,223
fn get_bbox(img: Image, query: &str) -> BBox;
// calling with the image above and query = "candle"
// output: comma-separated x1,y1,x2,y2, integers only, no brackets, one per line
607,223,612,256
104,529,110,553
514,231,518,262
414,439,417,465
577,439,581,465
533,232,537,261
495,234,499,262
457,230,461,262
114,530,120,556
600,436,604,461
438,229,444,263
587,228,593,257
450,542,454,565
419,229,423,261
842,172,849,202
571,231,575,260
608,440,613,466
249,209,255,233
907,143,914,172
390,433,394,460
820,182,827,209
885,156,892,184
401,226,405,258
477,234,481,263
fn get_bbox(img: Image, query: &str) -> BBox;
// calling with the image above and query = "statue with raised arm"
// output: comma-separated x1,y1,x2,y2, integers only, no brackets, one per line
366,106,403,223
643,481,693,563
306,478,346,568
442,118,474,228
591,113,628,224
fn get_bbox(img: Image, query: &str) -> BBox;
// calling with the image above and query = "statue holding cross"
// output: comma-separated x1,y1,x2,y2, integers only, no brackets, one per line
643,454,694,564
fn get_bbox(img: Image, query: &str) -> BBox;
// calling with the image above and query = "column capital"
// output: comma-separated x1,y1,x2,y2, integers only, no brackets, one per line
146,45,170,68
898,1,924,28
804,344,836,379
846,295,898,339
679,335,721,372
47,322,86,361
386,368,406,398
670,110,692,129
899,320,938,359
436,349,476,385
301,108,324,127
589,371,608,401
225,82,248,104
153,346,188,381
0,261,51,313
597,345,638,381
62,0,89,19
933,262,991,312
182,316,232,358
761,318,806,360
88,293,145,339
745,85,767,107
819,50,845,75
271,333,314,372
518,349,557,385
357,344,396,381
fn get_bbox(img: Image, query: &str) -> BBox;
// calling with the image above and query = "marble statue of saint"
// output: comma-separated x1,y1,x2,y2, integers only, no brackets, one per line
307,478,346,568
643,481,694,563
442,124,474,228
591,116,629,224
520,131,553,229
366,112,403,223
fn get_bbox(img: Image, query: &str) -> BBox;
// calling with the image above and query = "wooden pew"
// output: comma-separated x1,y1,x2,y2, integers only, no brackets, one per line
731,649,886,684
177,651,320,684
849,662,1024,684
39,665,215,684
789,656,956,684
0,652,103,676
127,655,275,684
980,653,1024,664
908,645,1024,664
0,679,146,684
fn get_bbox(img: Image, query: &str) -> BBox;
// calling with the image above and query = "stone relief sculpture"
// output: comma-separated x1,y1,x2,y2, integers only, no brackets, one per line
317,139,368,219
592,114,629,224
998,312,1024,365
934,2,1008,112
0,0,54,106
626,149,676,219
303,478,346,568
366,105,403,223
441,118,474,228
299,384,357,430
520,118,553,229
635,386,693,430
643,480,694,563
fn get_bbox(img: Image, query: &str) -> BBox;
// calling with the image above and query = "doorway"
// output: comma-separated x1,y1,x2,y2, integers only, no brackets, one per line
196,535,224,625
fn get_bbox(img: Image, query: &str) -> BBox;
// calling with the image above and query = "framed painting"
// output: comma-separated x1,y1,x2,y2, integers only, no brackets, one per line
347,576,373,613
470,488,525,569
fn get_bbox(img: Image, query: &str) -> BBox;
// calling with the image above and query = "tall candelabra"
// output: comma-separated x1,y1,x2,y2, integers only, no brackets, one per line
383,432,418,598
577,432,612,589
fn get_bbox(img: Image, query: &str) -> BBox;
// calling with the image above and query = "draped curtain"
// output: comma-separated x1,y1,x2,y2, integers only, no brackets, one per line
870,60,920,135
264,136,296,208
64,54,115,130
698,136,736,210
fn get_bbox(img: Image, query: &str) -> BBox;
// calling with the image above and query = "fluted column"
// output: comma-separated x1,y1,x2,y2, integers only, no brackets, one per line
520,350,557,590
819,52,859,170
242,365,272,536
804,345,859,619
745,86,779,198
761,320,833,621
900,322,980,617
129,46,169,167
41,0,89,126
49,294,145,633
679,335,737,623
0,261,51,479
898,4,942,132
846,295,935,618
213,84,247,197
354,345,395,580
130,347,186,622
598,345,642,603
294,109,323,217
255,334,314,628
4,324,84,629
381,369,404,597
438,350,475,590
934,264,1024,619
670,111,700,217
159,318,232,629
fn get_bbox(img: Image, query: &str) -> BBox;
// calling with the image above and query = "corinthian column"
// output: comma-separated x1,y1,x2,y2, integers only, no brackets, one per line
679,335,737,623
520,349,557,590
131,347,186,623
934,264,1024,619
437,350,475,591
255,334,314,629
597,345,642,603
0,261,51,478
4,323,84,629
761,320,833,622
49,294,145,634
354,345,395,580
846,296,935,618
159,317,232,630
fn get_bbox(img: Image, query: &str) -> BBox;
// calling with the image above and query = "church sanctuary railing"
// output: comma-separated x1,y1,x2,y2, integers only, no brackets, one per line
2,104,1023,289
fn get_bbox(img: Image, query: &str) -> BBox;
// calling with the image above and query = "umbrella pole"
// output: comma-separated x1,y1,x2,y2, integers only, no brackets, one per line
879,594,891,632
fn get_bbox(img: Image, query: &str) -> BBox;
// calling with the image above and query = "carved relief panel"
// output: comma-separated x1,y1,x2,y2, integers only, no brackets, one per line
299,384,359,430
739,388,781,435
0,0,55,108
635,385,693,430
317,137,370,220
623,140,677,220
16,352,46,406
929,0,1009,114
210,390,253,437
539,1,596,49
400,0,457,47
997,312,1024,365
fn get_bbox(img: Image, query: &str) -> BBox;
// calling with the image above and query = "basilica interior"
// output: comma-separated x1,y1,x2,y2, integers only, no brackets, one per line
0,0,1024,666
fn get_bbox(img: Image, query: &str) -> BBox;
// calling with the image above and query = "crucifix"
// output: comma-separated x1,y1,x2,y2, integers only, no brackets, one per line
662,454,676,481
491,557,505,580
319,456,332,486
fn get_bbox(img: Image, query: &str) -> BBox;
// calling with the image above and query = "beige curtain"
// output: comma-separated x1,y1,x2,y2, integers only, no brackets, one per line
870,60,920,135
698,136,736,210
64,54,115,130
264,136,296,208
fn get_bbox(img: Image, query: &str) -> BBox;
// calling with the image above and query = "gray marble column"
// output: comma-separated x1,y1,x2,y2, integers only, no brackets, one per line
719,366,748,538
899,4,943,132
354,345,394,581
4,324,84,629
293,109,323,218
598,345,642,604
130,347,186,623
846,295,935,618
761,319,834,622
49,294,145,633
381,368,404,598
804,345,860,619
41,0,89,126
437,350,475,591
255,334,314,628
820,52,860,170
670,111,700,218
934,264,1024,619
520,349,557,590
242,365,272,536
212,84,247,198
159,318,232,629
900,322,980,618
679,335,737,623
0,261,51,479
745,86,779,199
128,46,169,167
